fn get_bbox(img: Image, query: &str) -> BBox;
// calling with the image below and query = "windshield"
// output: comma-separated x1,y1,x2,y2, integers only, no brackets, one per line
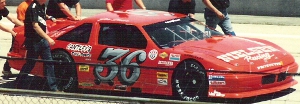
144,17,223,49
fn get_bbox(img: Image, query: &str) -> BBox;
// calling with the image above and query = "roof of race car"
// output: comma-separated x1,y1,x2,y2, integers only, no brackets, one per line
84,9,187,25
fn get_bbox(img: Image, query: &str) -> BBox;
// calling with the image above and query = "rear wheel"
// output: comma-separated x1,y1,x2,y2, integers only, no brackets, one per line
172,60,208,101
52,51,78,92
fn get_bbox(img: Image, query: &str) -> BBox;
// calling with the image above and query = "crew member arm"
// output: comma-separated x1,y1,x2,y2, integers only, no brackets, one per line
74,2,82,19
106,2,113,11
135,0,146,10
57,2,77,20
0,23,16,36
6,14,24,26
202,0,224,19
32,22,55,45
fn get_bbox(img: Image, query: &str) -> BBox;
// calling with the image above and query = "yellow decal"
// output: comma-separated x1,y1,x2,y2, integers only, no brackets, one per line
159,52,168,59
79,82,94,87
79,65,89,72
157,72,168,79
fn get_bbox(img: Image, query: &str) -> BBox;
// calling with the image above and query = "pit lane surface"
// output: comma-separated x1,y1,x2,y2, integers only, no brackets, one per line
0,6,299,104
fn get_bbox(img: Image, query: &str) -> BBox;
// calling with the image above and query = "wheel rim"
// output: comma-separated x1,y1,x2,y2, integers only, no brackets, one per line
173,61,208,101
178,70,206,97
53,57,75,91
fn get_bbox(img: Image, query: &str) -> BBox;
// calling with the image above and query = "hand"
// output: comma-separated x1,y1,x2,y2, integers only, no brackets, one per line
75,15,82,20
48,16,56,22
11,32,17,37
68,16,80,21
47,38,55,46
51,17,56,22
216,11,225,20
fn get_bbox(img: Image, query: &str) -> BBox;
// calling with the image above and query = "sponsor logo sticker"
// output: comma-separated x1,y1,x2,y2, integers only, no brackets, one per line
209,90,225,97
157,79,168,85
159,52,168,59
157,72,168,79
79,82,94,87
169,53,180,61
158,61,173,66
148,49,158,60
257,61,283,70
79,65,89,72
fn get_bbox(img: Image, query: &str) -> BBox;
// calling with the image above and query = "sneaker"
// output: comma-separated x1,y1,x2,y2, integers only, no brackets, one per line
2,71,12,77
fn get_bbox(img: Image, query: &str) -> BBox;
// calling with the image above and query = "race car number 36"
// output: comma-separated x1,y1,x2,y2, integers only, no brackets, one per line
94,48,146,86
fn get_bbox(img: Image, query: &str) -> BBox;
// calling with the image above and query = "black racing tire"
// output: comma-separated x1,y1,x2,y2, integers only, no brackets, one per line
172,60,208,101
52,51,78,92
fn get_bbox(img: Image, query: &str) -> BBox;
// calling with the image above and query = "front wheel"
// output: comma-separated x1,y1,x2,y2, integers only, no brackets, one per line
52,51,78,92
172,60,208,101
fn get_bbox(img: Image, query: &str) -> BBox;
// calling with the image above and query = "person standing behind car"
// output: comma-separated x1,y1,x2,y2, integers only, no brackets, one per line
0,0,24,77
16,0,33,22
106,0,146,11
168,0,196,19
202,0,236,36
46,0,81,20
15,0,60,92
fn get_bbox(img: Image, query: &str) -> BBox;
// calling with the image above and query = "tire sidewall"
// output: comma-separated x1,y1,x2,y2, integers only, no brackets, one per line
52,51,78,92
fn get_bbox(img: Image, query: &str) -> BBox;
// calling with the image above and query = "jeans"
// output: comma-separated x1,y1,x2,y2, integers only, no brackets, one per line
3,36,14,71
16,38,58,91
204,8,236,36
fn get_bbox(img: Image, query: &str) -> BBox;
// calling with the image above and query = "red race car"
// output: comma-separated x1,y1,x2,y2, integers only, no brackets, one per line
8,9,298,101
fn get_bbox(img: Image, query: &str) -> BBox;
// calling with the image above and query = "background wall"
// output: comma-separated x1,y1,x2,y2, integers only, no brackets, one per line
7,0,300,17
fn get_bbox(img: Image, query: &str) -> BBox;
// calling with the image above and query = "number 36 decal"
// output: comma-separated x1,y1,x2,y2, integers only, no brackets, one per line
94,48,146,86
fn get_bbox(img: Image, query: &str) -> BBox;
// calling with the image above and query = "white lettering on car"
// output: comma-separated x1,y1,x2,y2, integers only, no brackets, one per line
217,46,280,62
257,62,283,70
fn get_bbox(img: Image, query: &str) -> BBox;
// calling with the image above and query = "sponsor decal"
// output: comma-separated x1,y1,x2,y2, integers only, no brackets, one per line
217,46,279,62
157,72,168,85
71,52,91,57
66,43,92,53
157,79,168,85
114,85,127,91
157,72,168,79
158,61,173,66
67,43,92,57
209,81,226,85
169,53,181,61
79,82,94,87
79,65,89,72
208,75,225,80
148,49,158,60
257,61,283,70
208,75,226,85
209,90,225,97
244,53,274,62
159,52,168,59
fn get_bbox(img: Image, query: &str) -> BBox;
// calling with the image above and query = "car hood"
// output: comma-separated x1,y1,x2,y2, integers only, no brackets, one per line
174,36,293,71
